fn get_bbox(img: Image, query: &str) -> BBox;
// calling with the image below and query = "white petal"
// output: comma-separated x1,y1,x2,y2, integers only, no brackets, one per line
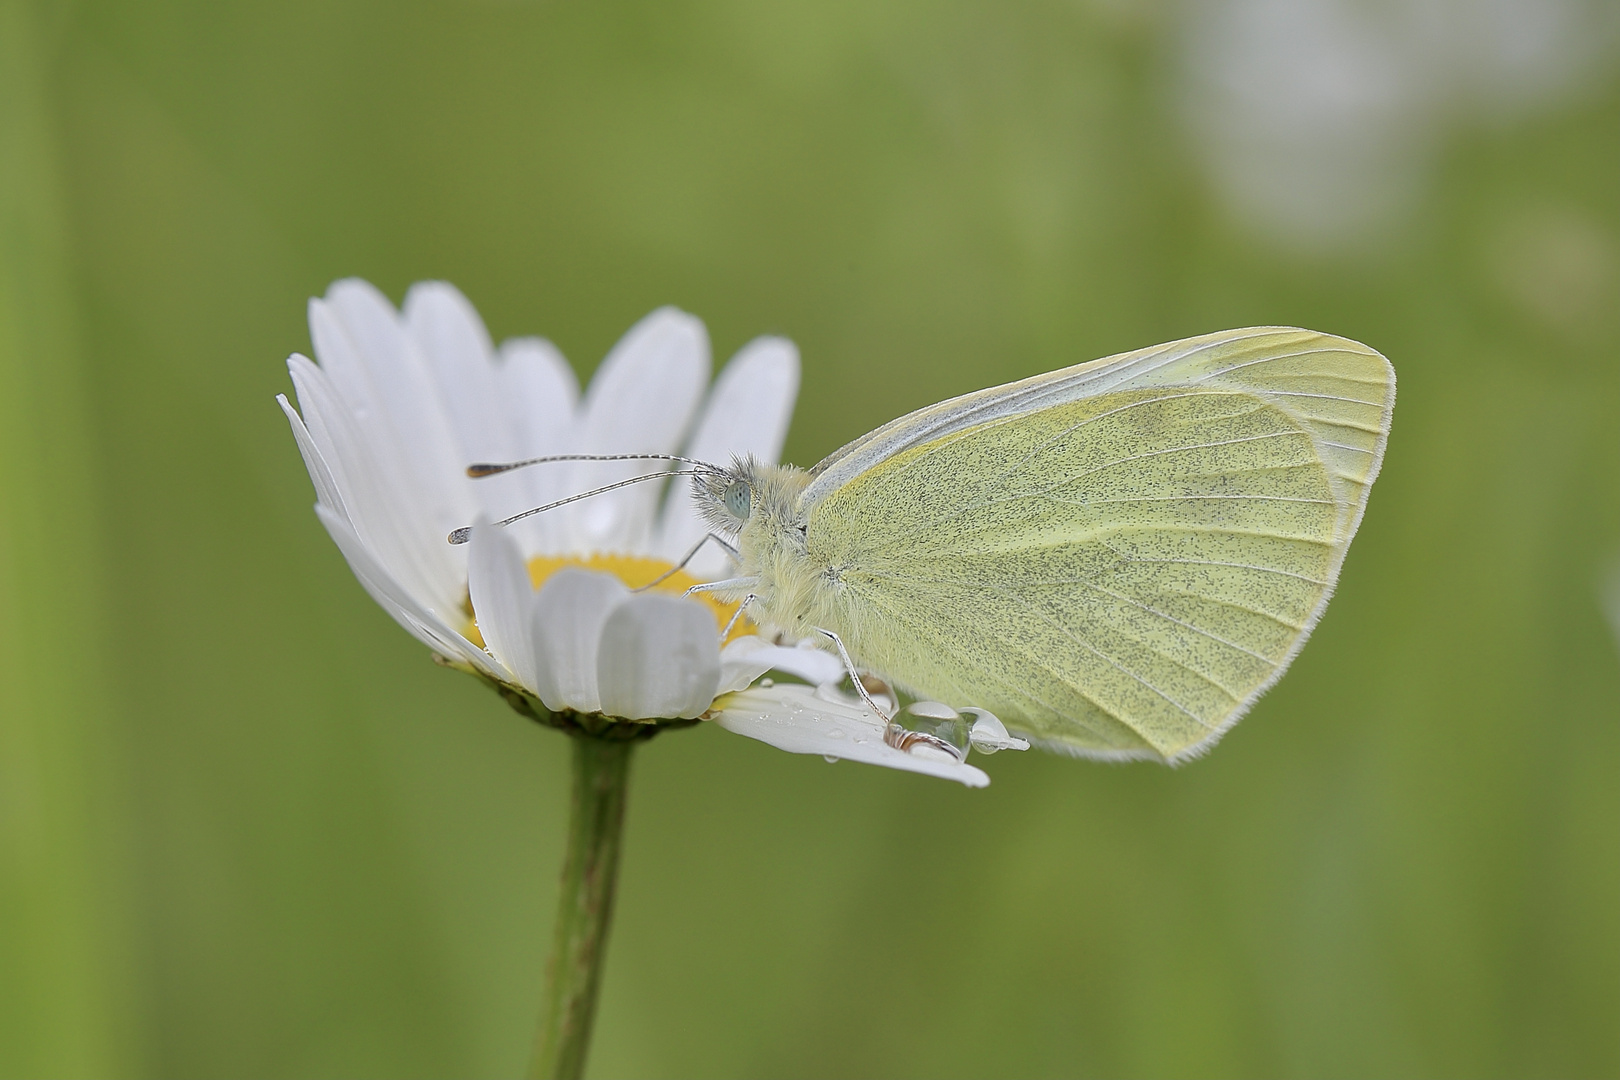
401,284,566,556
657,336,800,576
312,280,476,585
306,290,375,417
695,335,800,466
289,354,464,616
278,394,348,520
500,337,579,418
566,308,710,553
595,594,722,720
717,636,845,693
529,568,630,714
495,336,580,555
313,505,500,679
710,684,991,787
466,521,540,692
403,280,502,462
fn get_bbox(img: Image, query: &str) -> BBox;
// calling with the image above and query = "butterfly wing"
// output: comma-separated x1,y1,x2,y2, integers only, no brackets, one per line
805,342,1391,760
806,328,1393,550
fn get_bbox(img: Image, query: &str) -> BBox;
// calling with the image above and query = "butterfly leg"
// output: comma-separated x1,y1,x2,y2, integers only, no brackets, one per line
633,533,742,592
815,627,893,722
684,576,758,596
717,594,757,642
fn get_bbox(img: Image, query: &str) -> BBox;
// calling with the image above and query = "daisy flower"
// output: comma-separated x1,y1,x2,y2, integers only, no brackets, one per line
276,279,1010,784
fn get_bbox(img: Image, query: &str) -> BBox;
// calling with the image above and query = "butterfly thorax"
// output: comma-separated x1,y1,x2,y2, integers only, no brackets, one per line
691,458,833,640
737,465,829,637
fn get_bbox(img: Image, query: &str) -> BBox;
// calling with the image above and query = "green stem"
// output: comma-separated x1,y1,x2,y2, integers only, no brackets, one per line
529,735,634,1080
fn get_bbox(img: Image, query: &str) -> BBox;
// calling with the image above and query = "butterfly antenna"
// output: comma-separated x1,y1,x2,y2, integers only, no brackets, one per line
465,452,722,478
447,469,707,544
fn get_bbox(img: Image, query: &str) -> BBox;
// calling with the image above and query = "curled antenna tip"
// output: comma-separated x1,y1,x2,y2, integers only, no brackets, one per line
466,463,506,478
447,526,473,545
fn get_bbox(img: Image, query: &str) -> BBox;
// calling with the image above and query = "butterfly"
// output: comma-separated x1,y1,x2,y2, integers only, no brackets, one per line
684,327,1393,763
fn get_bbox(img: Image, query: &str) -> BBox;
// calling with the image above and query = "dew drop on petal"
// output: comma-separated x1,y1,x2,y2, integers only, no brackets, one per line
887,702,973,761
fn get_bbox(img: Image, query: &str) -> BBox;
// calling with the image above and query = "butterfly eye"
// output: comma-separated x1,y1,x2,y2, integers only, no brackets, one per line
723,481,752,521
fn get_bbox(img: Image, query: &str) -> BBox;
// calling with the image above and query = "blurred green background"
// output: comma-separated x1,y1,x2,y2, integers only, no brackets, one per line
3,0,1618,1076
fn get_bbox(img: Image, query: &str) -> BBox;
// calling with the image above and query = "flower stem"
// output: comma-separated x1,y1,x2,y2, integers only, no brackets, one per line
529,735,634,1080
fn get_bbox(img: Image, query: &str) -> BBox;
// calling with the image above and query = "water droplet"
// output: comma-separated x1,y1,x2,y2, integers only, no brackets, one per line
889,705,972,760
966,708,1028,754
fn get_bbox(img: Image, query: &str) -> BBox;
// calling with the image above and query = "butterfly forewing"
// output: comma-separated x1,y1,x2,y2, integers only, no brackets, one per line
806,385,1342,760
1102,331,1391,543
805,327,1394,550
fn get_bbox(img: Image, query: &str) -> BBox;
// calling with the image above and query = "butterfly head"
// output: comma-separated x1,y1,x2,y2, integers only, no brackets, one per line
691,455,812,540
692,456,760,534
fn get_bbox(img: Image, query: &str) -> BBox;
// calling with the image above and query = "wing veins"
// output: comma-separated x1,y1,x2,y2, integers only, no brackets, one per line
1070,579,1282,670
1152,587,1309,631
1108,525,1336,544
972,580,1218,728
1259,390,1387,405
1037,339,1224,397
981,392,1270,489
806,330,1391,509
1292,415,1384,435
1121,555,1330,586
864,569,1275,691
854,586,1127,744
1227,371,1388,386
893,436,1319,537
1015,430,1307,488
1109,341,1338,394
840,389,1217,498
862,572,1218,728
1057,494,1336,507
1192,347,1378,381
859,524,1339,566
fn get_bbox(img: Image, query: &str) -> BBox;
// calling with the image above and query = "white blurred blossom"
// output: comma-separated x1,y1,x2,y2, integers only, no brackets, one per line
1177,0,1620,250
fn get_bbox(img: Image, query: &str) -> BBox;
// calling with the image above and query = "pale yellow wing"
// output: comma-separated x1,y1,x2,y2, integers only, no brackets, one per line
806,328,1394,550
806,376,1382,762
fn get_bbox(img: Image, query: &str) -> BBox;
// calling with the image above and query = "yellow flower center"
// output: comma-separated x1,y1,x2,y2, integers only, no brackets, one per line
462,553,748,649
